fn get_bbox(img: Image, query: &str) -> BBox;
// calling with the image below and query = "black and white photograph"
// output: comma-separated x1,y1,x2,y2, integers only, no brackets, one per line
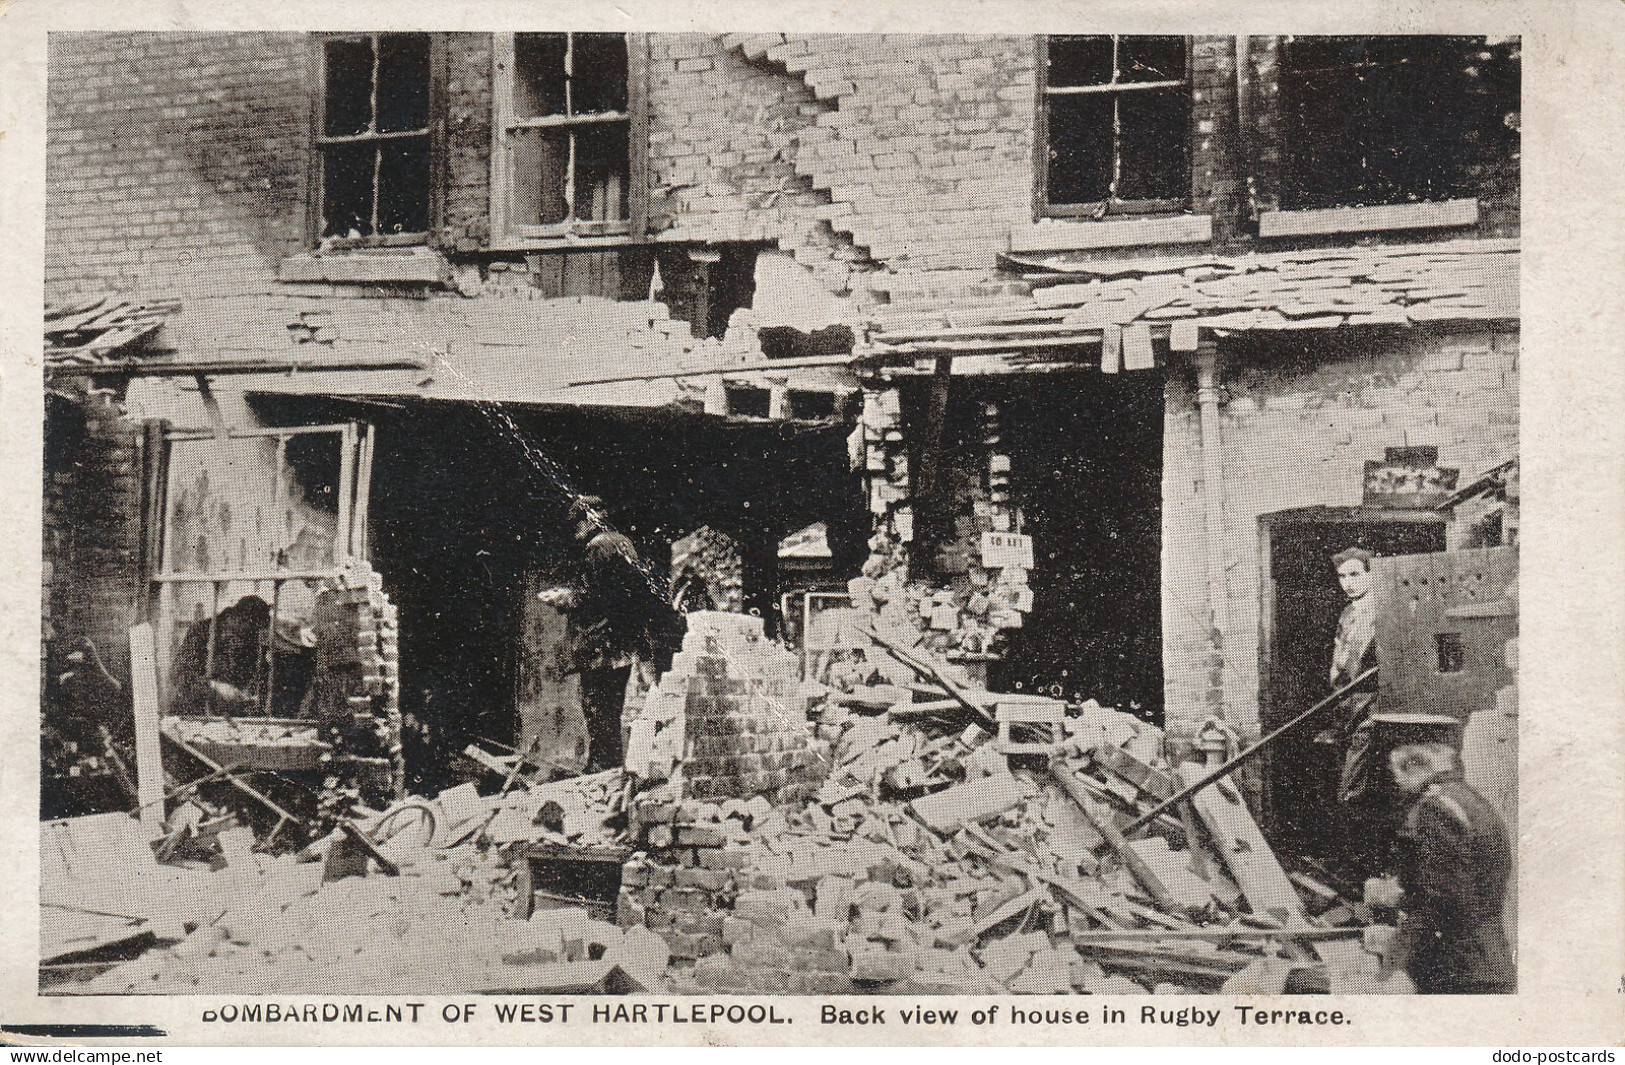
5,7,1619,1050
31,26,1528,1002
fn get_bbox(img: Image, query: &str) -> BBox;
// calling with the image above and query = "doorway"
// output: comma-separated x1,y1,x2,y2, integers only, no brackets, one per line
1257,507,1447,855
994,374,1166,718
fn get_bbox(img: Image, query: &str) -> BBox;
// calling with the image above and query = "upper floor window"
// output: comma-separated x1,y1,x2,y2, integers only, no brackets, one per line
491,33,646,247
316,33,435,243
1279,36,1492,210
1038,35,1191,217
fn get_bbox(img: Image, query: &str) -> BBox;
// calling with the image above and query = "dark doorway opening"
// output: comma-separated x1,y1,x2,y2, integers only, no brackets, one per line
1258,507,1448,858
992,374,1166,720
292,397,863,795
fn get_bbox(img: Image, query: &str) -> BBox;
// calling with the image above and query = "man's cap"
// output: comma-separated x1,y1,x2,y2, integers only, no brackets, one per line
1372,712,1462,745
1332,546,1375,568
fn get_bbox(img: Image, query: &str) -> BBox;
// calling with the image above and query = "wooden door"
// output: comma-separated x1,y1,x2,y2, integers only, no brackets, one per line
1256,507,1447,849
515,571,589,774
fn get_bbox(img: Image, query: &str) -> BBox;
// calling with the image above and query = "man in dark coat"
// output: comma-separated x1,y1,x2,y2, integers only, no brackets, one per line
1375,740,1516,994
168,595,271,714
540,496,679,772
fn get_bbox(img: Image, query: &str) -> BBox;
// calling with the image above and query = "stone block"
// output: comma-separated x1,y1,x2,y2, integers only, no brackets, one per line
677,824,727,847
699,846,751,871
849,946,915,983
676,866,732,891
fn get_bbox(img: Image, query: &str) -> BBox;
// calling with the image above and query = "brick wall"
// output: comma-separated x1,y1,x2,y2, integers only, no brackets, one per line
43,389,151,689
45,33,1519,304
46,32,312,301
648,35,1037,282
1159,327,1520,737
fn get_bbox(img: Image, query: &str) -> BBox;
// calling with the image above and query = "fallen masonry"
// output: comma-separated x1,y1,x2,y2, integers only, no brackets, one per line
42,610,1410,996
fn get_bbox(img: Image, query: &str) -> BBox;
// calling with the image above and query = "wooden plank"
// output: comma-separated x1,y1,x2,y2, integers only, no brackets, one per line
1257,199,1478,238
1050,765,1177,912
1010,214,1214,253
910,774,1025,833
1170,319,1201,352
1100,324,1121,373
1177,764,1305,920
1071,927,1361,943
127,624,165,835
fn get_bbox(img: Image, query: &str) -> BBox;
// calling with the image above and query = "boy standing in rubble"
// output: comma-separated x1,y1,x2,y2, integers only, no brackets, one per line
539,496,677,773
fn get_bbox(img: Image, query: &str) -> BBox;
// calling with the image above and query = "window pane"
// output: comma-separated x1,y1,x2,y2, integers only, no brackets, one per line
1118,36,1185,83
376,33,431,133
322,142,376,237
573,121,630,221
1046,94,1113,205
571,34,629,114
1047,35,1113,88
1117,87,1190,200
377,138,431,234
514,33,568,118
507,127,570,225
1284,67,1370,206
1282,35,1476,207
323,37,374,137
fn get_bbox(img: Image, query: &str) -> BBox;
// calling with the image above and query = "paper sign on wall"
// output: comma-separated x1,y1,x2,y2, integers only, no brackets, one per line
980,532,1034,569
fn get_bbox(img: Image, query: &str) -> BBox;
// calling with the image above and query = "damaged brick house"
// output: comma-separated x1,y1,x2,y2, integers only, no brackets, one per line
43,33,1519,849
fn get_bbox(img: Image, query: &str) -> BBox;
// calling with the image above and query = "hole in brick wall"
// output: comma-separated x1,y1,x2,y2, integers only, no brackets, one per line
989,374,1166,718
1435,631,1465,673
788,390,836,420
757,325,855,361
524,851,624,924
726,388,771,419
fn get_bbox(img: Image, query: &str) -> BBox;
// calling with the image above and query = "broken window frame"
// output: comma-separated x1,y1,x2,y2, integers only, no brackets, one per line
1275,35,1487,211
310,33,444,248
489,32,650,250
1035,34,1194,219
149,422,375,717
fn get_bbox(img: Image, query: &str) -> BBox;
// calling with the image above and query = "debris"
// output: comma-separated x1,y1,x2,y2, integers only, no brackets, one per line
47,607,1388,996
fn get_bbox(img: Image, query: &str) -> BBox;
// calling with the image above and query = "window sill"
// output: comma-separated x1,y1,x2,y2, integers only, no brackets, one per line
1257,199,1479,238
488,233,642,253
1010,214,1213,253
278,247,451,284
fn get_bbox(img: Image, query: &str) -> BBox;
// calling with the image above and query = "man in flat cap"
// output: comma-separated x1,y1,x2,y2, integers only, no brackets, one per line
1368,737,1515,994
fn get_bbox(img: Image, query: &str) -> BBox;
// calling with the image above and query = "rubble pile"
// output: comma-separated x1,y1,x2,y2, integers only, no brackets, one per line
644,693,1296,995
853,389,1031,658
45,610,1392,997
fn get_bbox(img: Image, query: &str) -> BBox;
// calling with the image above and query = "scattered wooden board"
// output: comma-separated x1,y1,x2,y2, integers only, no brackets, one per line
1176,764,1305,921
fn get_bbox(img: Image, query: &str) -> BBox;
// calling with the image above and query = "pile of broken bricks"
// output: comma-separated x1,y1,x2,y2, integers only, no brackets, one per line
607,631,1400,994
47,610,1403,996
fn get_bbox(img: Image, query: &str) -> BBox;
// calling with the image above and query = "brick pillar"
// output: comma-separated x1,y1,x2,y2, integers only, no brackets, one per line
47,387,152,690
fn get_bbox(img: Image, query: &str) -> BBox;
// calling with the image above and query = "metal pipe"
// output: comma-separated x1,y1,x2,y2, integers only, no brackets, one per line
1194,342,1230,719
1122,666,1378,837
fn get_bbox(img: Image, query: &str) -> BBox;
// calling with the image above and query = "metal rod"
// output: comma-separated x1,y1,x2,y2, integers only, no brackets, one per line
1121,666,1378,837
154,569,347,584
565,353,861,387
203,581,220,716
